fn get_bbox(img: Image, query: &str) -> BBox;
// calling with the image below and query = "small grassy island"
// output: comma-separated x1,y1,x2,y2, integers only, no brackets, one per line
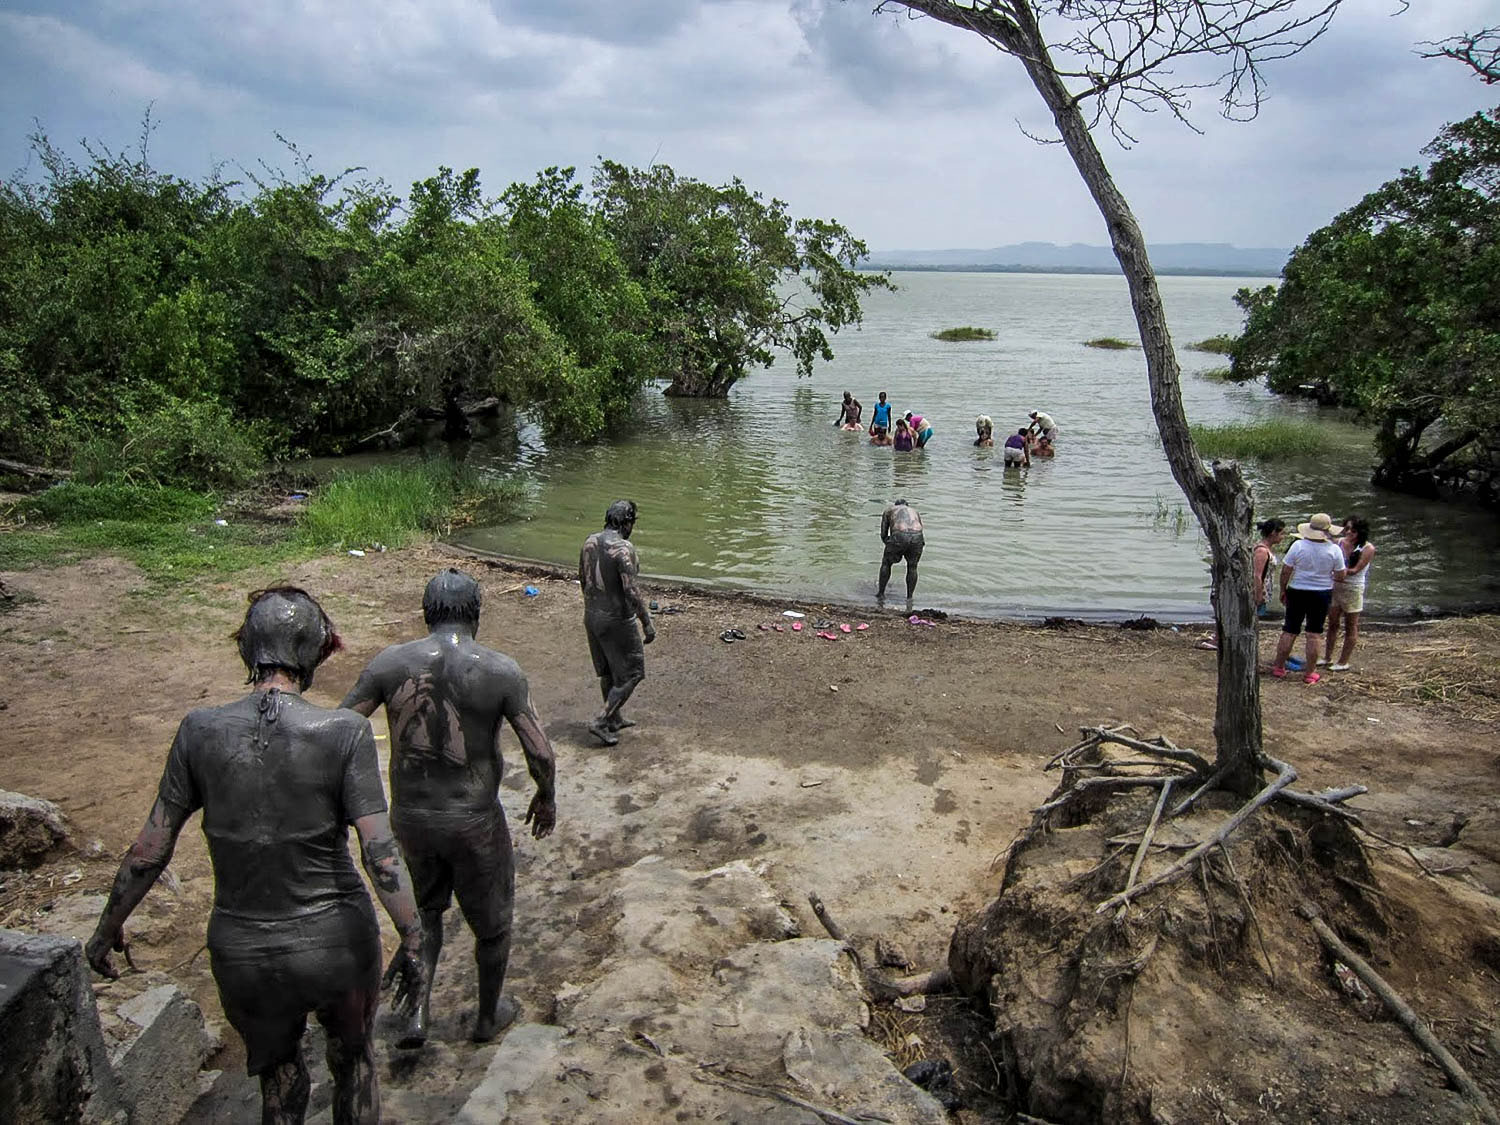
931,326,996,342
1084,336,1139,349
1188,419,1333,461
1188,335,1236,354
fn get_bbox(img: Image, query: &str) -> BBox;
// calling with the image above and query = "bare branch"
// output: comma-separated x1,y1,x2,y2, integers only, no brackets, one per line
1419,28,1500,84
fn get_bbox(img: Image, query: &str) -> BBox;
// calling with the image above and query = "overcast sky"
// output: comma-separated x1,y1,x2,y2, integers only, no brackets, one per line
2,0,1495,252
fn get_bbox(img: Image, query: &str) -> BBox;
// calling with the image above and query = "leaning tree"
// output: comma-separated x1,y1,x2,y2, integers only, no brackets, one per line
870,0,1350,796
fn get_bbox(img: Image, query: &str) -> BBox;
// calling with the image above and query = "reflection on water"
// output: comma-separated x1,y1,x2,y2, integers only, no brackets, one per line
458,272,1500,619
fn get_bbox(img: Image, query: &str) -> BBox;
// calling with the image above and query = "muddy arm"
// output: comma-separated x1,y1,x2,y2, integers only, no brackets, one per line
618,556,654,641
354,812,426,1016
340,669,383,716
87,797,190,978
508,698,557,839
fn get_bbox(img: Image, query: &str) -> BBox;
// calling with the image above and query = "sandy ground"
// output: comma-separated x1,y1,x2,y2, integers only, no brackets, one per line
2,545,1498,1120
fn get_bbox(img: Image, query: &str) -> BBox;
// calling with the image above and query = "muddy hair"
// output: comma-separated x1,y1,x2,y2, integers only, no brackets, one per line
1257,518,1286,538
423,568,482,632
233,586,342,690
605,499,637,531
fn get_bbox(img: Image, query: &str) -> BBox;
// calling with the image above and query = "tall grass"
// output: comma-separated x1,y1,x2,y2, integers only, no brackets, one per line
1085,337,1138,349
1188,335,1236,354
1194,366,1235,383
296,462,527,550
1188,419,1333,461
931,326,996,342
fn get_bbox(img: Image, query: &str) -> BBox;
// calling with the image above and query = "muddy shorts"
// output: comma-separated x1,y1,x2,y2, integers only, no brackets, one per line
585,615,646,684
1282,586,1332,636
208,900,381,1076
883,532,925,568
392,805,514,941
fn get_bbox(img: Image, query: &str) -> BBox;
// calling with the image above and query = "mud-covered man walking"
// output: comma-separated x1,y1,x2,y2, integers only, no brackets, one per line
342,569,557,1046
579,499,655,746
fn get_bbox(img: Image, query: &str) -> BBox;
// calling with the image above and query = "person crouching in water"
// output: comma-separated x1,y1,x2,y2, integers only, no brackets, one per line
342,569,558,1047
88,588,426,1125
1003,427,1030,467
974,415,994,447
870,423,894,447
893,416,916,451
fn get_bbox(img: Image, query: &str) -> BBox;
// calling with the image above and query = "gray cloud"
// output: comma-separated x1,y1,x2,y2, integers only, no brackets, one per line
2,0,1496,251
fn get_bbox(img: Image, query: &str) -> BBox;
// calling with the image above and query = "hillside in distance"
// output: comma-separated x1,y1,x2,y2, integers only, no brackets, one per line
867,241,1287,277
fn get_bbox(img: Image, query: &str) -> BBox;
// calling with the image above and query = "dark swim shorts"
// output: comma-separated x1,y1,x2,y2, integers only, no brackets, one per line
1283,586,1332,636
585,615,646,683
883,531,925,568
209,900,381,1075
392,805,515,942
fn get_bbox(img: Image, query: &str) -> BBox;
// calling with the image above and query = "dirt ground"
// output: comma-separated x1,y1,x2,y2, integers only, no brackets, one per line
2,545,1498,1121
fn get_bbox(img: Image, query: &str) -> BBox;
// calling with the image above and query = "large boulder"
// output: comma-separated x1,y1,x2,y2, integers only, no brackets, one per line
0,789,69,869
0,929,126,1123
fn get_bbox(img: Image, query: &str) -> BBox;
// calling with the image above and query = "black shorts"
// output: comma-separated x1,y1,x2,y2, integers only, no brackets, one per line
208,900,381,1075
586,615,645,683
883,532,925,568
1283,586,1332,636
392,805,514,941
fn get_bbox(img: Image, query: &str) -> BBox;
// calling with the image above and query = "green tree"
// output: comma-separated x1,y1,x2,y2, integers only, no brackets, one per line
592,160,891,397
1234,106,1500,499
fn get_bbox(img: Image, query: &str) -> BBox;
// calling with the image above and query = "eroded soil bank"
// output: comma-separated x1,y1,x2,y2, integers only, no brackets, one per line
2,546,1497,1121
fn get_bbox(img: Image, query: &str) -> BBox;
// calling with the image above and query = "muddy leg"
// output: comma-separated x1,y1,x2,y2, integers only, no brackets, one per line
326,1030,379,1125
469,821,517,1043
472,933,519,1042
877,558,893,600
259,1055,310,1125
905,560,918,599
396,907,443,1049
591,673,642,745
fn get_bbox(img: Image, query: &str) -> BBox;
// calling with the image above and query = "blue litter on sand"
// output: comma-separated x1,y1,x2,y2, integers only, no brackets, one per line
1286,657,1304,671
523,585,540,597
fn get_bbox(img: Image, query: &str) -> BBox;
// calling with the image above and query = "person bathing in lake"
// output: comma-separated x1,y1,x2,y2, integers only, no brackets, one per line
1032,433,1055,458
1322,515,1375,672
1003,427,1030,467
1028,410,1058,443
893,417,916,452
878,499,925,606
906,412,934,448
836,391,863,430
1271,513,1347,684
869,391,892,435
869,423,893,447
974,415,994,447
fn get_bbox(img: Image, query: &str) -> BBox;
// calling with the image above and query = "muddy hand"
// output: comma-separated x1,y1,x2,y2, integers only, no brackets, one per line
382,945,428,1019
85,928,126,980
525,793,556,839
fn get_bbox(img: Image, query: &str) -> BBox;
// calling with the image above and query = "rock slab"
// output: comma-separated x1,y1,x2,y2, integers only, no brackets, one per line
0,929,126,1123
0,788,69,869
107,977,221,1125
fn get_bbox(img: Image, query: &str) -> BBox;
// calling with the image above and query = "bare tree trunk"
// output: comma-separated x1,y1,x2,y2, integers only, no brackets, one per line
1014,31,1260,793
884,0,1265,790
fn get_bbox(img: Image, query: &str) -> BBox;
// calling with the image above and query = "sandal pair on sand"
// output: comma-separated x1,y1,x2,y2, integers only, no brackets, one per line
1271,665,1321,684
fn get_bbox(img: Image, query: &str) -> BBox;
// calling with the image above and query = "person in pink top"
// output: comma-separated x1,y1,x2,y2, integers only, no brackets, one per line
1270,513,1347,684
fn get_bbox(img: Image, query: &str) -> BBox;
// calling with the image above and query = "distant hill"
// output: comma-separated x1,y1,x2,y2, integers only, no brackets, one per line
866,241,1287,277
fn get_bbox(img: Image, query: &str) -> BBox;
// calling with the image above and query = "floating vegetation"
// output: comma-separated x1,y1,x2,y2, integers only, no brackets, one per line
1084,336,1138,349
1188,419,1334,461
931,326,996,342
1188,335,1236,354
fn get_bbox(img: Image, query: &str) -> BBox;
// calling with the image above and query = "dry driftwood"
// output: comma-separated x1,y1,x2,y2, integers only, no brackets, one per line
1096,756,1297,913
809,891,952,1002
0,456,72,479
1118,779,1174,911
1087,726,1214,775
1297,902,1500,1125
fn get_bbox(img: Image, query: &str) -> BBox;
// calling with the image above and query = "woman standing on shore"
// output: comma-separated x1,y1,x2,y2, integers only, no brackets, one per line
1271,513,1347,684
1252,518,1287,618
1323,516,1375,672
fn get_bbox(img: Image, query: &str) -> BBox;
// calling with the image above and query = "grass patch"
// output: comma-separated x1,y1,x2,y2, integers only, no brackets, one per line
931,326,996,342
1188,419,1334,461
1188,335,1236,354
296,462,527,551
0,462,528,581
1195,366,1236,383
1084,337,1138,349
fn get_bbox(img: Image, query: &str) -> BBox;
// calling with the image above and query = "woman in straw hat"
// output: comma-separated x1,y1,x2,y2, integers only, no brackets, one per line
1271,513,1348,683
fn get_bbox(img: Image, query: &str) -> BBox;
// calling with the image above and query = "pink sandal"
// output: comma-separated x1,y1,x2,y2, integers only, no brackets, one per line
1270,665,1287,679
1303,671,1321,685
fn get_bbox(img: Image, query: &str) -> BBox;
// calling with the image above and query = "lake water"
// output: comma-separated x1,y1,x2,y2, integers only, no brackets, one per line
457,271,1500,620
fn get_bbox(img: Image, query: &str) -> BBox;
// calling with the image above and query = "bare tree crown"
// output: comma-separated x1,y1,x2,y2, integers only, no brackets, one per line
1420,27,1500,84
875,0,1341,143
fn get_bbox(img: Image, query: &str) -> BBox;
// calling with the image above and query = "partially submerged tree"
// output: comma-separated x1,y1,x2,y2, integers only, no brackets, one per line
871,0,1349,795
1234,106,1500,502
593,160,892,397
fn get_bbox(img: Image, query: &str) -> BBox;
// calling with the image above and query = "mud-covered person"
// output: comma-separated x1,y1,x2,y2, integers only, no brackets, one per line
341,569,557,1046
87,588,426,1125
579,499,655,746
878,498,926,606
